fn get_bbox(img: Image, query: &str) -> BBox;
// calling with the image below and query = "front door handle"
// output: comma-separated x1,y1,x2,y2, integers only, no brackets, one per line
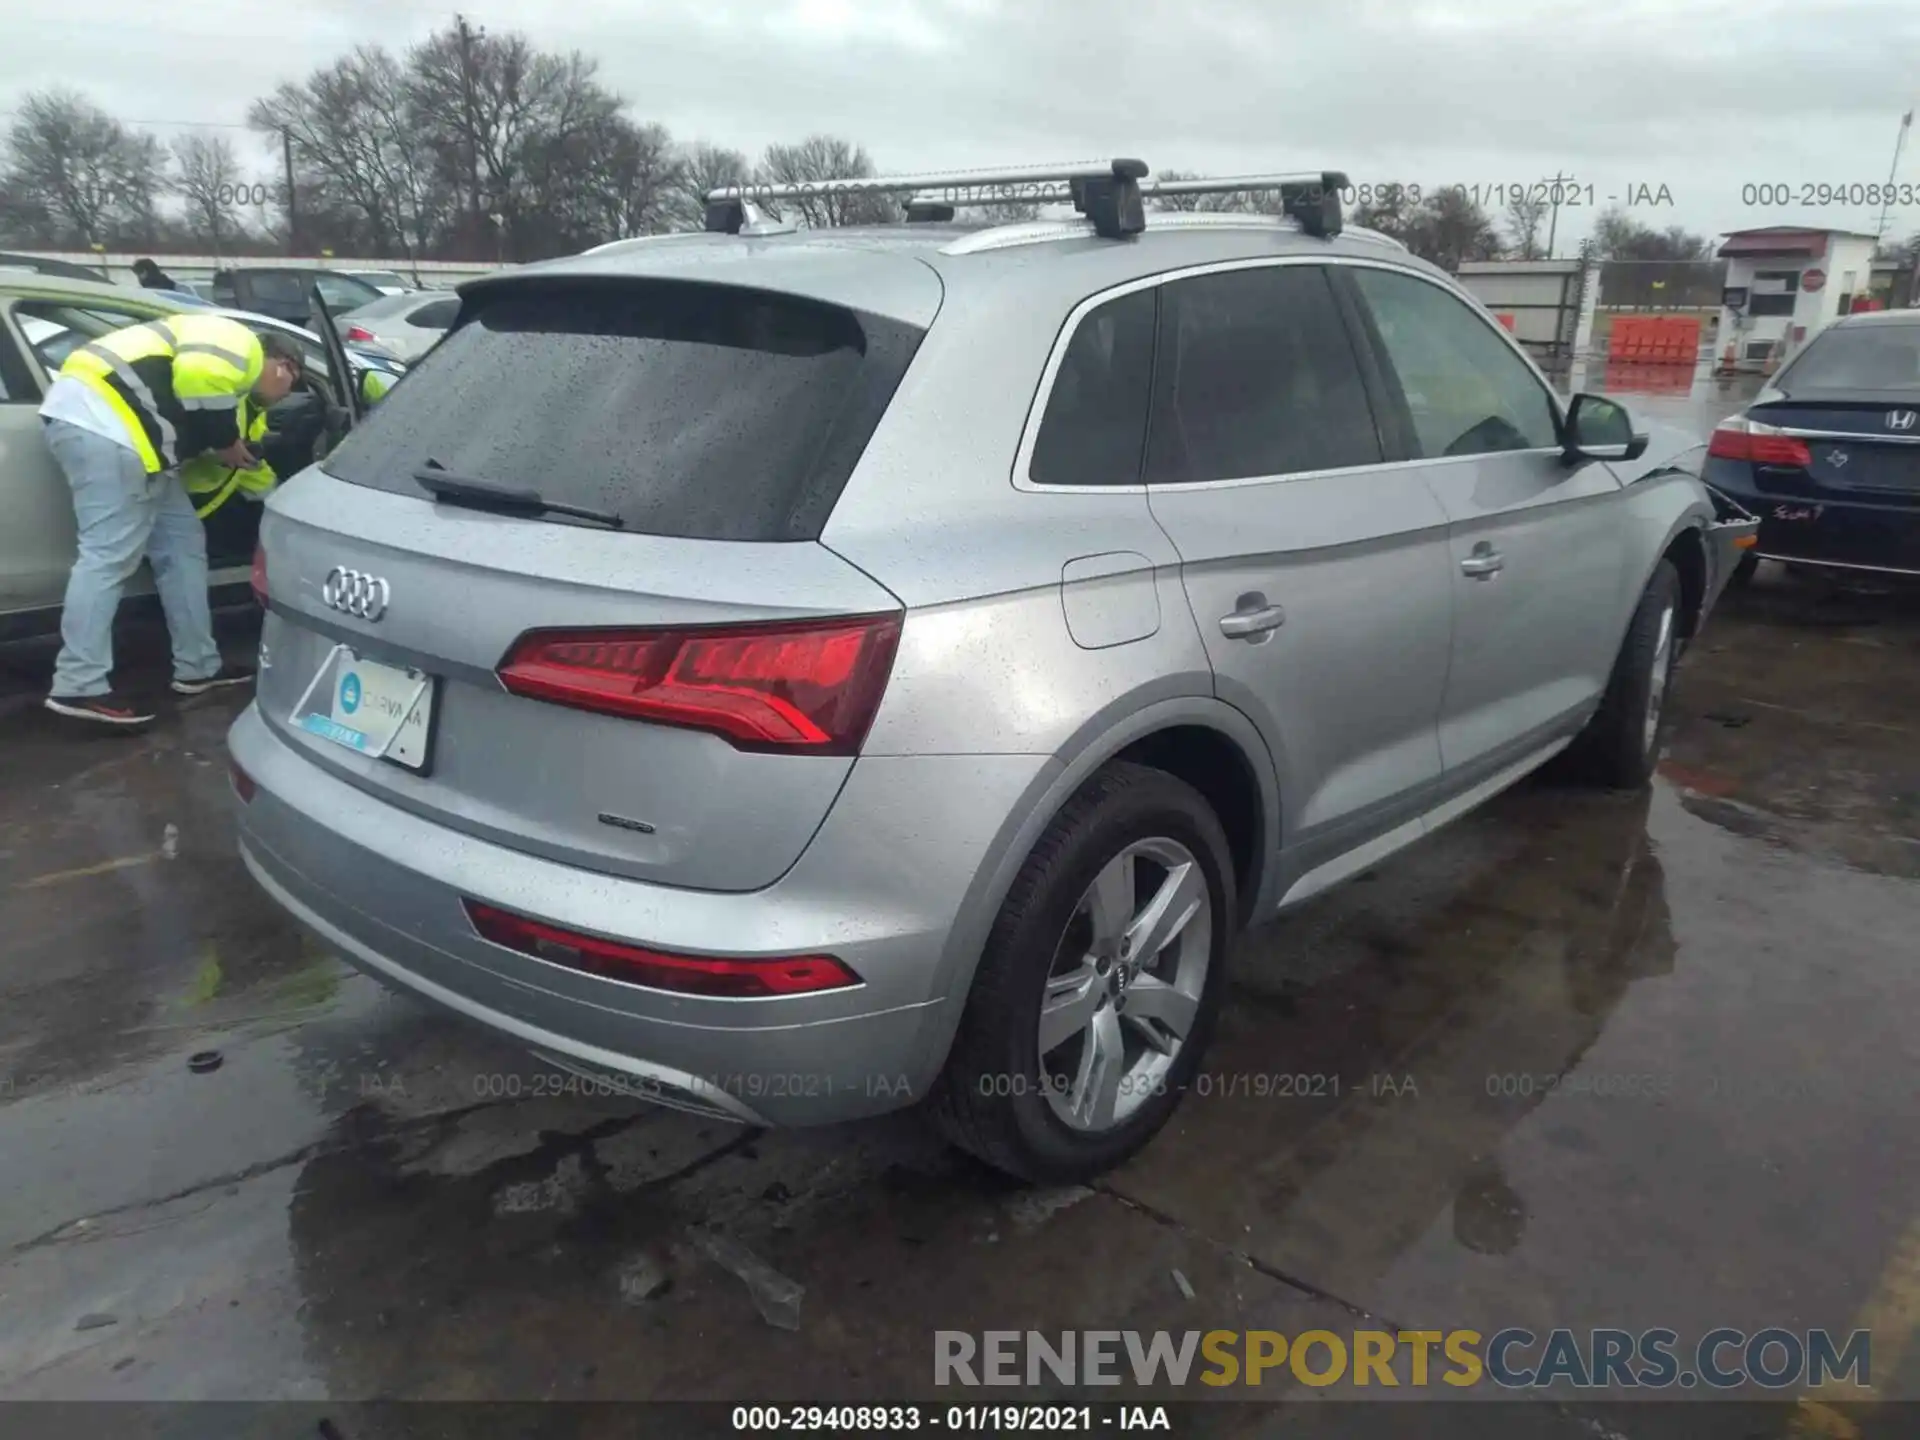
1219,602,1286,639
1460,544,1505,579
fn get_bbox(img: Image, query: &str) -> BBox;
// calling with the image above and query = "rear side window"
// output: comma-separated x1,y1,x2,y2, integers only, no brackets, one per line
1147,265,1382,483
322,279,925,541
1029,288,1157,486
245,272,308,305
1778,324,1920,392
407,299,458,329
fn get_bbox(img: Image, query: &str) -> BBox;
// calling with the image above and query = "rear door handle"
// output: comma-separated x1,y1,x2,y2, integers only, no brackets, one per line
1219,603,1286,639
1460,546,1505,579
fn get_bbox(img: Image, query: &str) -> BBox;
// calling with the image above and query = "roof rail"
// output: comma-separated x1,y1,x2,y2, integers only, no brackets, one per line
708,160,1147,240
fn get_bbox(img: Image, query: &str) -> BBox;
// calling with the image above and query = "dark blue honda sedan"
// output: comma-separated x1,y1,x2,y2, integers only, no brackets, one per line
1705,310,1920,581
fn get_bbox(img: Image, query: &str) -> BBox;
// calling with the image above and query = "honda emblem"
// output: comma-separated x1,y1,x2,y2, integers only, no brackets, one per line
1889,409,1919,432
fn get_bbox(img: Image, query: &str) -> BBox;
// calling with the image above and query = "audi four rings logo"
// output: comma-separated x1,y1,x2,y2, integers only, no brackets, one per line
1888,410,1918,432
321,567,390,621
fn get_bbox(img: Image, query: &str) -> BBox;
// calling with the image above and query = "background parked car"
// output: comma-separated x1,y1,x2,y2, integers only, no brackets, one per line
0,275,381,636
0,252,109,283
339,269,419,296
1706,310,1920,580
338,290,459,361
207,267,386,326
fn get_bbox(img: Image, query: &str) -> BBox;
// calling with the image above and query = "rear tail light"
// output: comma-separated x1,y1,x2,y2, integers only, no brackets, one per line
250,543,268,606
230,756,256,803
497,614,902,754
464,900,860,997
344,324,376,342
1707,417,1810,468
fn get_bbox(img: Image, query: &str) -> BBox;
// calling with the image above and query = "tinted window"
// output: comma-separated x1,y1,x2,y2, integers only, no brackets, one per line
1146,266,1380,484
407,299,459,330
313,273,383,310
1030,288,1156,486
1353,268,1559,458
0,324,32,401
1778,324,1920,392
324,279,924,542
15,301,163,373
243,272,308,305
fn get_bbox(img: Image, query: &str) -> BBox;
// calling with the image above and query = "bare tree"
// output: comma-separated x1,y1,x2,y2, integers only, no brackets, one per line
584,119,682,238
671,141,752,228
1149,167,1208,213
408,21,624,258
1589,207,1709,261
172,133,244,253
253,56,407,254
758,135,889,226
1402,188,1504,271
2,91,165,248
1503,190,1550,260
1351,184,1418,241
0,172,53,246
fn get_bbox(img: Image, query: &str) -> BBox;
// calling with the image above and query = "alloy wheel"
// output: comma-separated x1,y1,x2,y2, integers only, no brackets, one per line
1037,837,1212,1133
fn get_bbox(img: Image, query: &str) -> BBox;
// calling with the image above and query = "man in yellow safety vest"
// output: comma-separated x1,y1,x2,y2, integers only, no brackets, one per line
181,360,395,520
39,315,302,726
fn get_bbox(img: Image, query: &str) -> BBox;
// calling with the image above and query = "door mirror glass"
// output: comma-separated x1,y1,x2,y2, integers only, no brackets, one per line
1564,392,1648,461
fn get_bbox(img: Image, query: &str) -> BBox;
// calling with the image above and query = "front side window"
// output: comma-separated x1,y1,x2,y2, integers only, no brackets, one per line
1146,265,1382,484
1351,267,1560,459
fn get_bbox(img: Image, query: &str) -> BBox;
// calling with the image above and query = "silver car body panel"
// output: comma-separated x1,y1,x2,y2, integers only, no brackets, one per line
235,216,1741,1123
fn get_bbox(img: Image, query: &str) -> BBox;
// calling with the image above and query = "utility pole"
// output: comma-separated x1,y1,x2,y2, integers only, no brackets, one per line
282,126,299,256
455,14,485,256
1874,108,1912,244
1544,171,1571,260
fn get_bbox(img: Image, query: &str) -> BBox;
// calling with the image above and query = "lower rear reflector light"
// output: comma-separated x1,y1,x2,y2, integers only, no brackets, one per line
230,757,256,803
463,900,860,998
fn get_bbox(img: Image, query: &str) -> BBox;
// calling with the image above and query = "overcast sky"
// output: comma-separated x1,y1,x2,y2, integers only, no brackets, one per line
6,0,1920,251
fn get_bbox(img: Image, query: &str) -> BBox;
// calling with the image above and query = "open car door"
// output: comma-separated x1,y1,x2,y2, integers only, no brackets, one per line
308,293,366,461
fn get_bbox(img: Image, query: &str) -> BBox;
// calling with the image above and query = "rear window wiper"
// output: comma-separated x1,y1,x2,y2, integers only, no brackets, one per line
412,459,624,529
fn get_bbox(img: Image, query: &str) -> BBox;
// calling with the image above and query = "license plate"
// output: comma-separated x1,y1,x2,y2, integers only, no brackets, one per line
293,645,434,770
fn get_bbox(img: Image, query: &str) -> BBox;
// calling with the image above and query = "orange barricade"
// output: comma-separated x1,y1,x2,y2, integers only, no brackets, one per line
1606,315,1702,366
1496,313,1516,332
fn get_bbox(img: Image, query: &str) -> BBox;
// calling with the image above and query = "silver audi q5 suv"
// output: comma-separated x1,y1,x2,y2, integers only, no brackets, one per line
229,162,1755,1181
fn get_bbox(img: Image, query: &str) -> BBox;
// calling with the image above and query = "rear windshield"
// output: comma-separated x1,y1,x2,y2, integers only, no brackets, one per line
1779,323,1920,393
322,278,924,541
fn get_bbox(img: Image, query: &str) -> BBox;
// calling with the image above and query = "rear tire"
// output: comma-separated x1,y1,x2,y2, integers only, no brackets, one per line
929,762,1235,1184
1564,560,1681,790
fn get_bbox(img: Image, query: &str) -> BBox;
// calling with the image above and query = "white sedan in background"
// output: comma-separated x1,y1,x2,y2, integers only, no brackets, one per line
339,290,459,361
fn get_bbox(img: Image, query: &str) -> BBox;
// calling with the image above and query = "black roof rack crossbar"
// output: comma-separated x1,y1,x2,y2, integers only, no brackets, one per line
703,162,1348,240
707,159,1150,239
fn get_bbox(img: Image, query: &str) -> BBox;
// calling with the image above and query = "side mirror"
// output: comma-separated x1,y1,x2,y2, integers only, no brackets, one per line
1564,392,1648,463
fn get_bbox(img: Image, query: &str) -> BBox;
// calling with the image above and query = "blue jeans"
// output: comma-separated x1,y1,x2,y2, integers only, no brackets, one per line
46,419,222,697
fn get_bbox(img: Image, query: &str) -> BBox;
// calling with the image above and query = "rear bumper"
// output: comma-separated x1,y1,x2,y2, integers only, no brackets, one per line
1705,461,1920,575
228,704,1055,1125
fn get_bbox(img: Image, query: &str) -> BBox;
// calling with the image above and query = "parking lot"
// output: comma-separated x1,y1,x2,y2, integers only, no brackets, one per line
2,371,1918,1435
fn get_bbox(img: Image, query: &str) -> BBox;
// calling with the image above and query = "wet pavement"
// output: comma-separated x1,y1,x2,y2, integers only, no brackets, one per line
4,370,1920,1435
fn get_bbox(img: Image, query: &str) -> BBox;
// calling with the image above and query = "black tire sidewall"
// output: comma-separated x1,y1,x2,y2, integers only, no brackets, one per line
983,772,1234,1179
1611,561,1682,785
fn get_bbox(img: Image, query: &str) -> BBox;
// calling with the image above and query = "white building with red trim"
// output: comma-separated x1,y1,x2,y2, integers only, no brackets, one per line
1716,226,1880,371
